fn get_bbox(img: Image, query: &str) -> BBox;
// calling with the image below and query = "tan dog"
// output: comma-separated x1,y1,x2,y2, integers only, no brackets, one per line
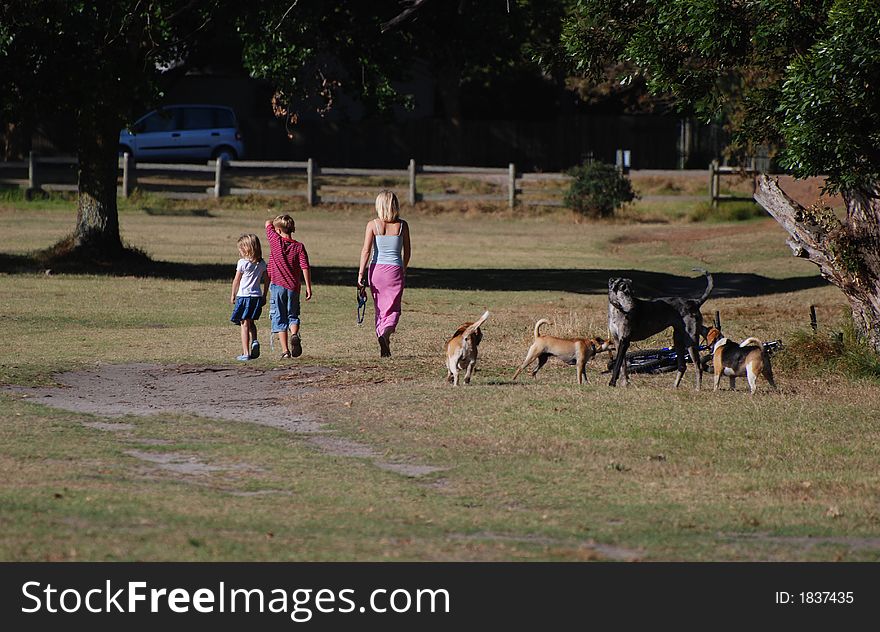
513,319,614,384
445,311,490,386
706,328,777,394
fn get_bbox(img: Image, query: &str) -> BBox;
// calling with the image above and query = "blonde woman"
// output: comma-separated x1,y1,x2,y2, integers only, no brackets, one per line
357,190,411,357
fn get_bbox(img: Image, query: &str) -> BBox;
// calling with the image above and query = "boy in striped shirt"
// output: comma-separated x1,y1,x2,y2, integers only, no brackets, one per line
265,214,313,358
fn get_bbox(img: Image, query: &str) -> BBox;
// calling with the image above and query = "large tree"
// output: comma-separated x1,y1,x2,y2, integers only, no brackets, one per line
0,2,410,261
559,0,880,351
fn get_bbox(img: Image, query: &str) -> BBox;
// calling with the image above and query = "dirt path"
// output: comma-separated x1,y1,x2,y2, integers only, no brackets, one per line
10,363,445,479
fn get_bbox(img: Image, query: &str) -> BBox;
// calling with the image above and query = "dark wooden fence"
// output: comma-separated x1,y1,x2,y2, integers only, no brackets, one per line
2,153,731,209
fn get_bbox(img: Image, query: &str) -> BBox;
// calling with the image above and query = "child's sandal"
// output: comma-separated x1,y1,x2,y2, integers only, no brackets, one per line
279,352,292,359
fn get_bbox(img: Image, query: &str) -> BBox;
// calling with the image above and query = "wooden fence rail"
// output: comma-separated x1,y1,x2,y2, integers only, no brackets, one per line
0,154,531,207
708,159,759,208
2,153,751,209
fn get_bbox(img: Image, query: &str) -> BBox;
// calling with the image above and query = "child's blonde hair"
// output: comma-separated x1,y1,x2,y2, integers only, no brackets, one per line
272,214,295,235
375,190,400,222
237,233,262,263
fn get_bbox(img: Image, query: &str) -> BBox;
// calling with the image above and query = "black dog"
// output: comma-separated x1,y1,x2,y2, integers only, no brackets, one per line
607,268,713,389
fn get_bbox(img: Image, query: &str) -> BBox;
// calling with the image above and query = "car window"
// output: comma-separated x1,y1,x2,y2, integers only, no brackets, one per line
181,107,218,131
138,110,177,133
214,109,236,128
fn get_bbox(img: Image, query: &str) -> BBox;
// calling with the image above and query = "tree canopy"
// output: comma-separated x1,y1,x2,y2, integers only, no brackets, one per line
559,0,880,194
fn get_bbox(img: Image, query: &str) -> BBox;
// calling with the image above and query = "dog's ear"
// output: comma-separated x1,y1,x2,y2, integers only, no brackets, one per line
704,326,721,346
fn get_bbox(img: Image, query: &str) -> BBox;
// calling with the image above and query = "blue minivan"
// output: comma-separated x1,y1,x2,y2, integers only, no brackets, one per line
119,105,245,162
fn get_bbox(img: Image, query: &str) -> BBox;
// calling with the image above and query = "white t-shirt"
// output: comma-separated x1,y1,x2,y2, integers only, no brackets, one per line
236,258,268,297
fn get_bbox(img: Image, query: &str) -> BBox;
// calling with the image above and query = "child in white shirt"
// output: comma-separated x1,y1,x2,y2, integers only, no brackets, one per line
229,233,269,361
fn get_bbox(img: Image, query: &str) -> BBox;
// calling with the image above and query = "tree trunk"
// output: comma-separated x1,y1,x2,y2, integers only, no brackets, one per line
754,174,880,352
73,109,123,255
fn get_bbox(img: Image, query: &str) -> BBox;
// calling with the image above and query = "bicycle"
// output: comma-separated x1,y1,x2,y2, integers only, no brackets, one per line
609,339,783,374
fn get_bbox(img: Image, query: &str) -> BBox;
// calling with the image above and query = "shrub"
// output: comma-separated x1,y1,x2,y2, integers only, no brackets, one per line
775,322,880,381
564,161,638,218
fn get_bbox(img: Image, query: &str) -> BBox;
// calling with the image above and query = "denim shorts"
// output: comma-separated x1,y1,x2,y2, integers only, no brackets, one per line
269,283,301,332
230,296,264,325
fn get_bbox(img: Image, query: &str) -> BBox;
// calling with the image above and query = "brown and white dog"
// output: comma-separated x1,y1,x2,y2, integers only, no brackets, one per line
706,327,777,394
445,311,490,386
513,319,614,384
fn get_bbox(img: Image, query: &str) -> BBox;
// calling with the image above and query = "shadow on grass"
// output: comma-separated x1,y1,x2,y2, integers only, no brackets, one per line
0,251,827,298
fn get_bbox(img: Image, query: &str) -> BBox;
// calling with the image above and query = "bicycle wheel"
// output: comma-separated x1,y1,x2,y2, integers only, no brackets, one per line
626,348,676,374
627,357,668,373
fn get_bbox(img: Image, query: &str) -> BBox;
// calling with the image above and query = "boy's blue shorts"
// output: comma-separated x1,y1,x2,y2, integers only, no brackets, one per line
269,283,301,332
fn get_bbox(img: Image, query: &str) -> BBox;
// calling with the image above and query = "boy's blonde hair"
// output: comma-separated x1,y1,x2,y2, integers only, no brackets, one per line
237,233,262,263
272,214,295,235
375,190,400,222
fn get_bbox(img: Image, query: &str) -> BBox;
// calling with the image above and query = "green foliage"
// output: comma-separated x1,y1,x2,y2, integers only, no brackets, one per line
689,201,767,222
564,161,637,218
777,1,880,193
558,1,880,193
776,323,880,381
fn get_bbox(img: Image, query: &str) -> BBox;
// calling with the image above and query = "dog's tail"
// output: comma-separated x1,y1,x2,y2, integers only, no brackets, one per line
693,267,714,304
464,310,490,338
740,337,763,348
533,318,551,338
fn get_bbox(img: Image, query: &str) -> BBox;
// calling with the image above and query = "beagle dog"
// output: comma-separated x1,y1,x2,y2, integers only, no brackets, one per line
706,327,777,394
445,311,490,386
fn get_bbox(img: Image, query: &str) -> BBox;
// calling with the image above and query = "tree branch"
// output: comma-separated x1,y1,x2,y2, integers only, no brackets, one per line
274,1,300,31
754,174,836,278
381,0,433,33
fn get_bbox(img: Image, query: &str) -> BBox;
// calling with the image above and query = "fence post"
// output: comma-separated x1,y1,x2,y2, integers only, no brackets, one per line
810,305,818,332
122,152,135,198
616,149,631,174
213,157,224,198
408,158,417,205
307,158,317,206
508,162,516,209
28,151,40,192
709,160,718,208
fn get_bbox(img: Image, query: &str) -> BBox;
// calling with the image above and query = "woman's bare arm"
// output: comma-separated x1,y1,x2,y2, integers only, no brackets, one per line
357,222,375,285
401,220,411,271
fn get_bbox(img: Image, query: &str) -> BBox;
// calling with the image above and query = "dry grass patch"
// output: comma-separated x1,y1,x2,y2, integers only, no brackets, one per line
2,199,879,561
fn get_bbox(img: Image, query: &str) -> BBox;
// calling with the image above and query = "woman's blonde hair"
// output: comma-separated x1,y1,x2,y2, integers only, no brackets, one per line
272,214,295,235
237,233,262,263
375,190,400,222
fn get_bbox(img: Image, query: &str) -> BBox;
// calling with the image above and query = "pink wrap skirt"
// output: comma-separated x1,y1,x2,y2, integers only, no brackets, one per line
369,263,404,338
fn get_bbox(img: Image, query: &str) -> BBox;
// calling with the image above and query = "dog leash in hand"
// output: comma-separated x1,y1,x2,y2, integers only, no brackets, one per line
356,283,368,326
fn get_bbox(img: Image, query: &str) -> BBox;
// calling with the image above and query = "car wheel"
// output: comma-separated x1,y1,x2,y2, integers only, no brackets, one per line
212,146,237,162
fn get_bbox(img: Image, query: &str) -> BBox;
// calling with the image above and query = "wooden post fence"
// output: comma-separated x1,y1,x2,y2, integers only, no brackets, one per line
709,160,759,208
307,158,317,206
121,152,135,198
0,156,620,207
508,163,516,208
28,151,39,192
213,157,224,198
709,160,719,208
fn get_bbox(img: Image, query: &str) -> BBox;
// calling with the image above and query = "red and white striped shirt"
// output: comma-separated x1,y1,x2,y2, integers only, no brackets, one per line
265,225,310,292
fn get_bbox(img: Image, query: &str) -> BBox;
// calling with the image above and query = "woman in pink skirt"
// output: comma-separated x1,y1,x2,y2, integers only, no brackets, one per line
357,190,411,357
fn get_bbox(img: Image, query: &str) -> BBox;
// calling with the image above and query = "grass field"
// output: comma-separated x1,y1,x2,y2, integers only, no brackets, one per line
2,188,879,561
